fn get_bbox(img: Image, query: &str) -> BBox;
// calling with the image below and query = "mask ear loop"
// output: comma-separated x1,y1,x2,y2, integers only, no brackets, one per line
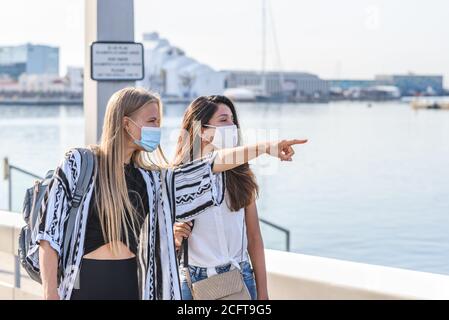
200,124,216,144
125,116,140,142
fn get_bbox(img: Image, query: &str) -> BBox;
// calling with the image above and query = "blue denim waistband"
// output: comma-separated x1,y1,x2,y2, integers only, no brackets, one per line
186,260,251,278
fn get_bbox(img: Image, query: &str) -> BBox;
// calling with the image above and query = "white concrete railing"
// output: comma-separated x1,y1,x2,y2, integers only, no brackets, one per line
265,249,449,299
0,210,41,299
1,210,449,300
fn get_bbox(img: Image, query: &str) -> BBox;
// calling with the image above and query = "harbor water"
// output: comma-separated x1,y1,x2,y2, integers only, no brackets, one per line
1,101,448,276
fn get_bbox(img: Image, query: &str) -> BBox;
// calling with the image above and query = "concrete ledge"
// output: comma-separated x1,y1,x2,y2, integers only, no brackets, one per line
0,211,42,300
0,281,41,300
0,210,24,254
0,225,15,255
0,282,13,299
265,249,449,299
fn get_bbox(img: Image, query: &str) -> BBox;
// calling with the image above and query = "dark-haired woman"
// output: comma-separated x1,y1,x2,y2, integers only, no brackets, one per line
173,96,287,300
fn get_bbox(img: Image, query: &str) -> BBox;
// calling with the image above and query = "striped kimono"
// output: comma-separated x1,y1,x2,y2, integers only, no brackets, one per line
26,148,225,300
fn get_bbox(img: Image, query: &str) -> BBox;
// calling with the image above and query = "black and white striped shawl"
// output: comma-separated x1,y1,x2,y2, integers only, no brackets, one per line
26,149,224,300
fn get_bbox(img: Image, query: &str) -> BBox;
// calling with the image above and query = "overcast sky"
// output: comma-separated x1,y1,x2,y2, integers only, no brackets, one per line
1,0,448,86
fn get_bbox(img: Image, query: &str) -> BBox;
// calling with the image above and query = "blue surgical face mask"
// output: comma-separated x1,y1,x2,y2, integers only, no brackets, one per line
127,118,161,152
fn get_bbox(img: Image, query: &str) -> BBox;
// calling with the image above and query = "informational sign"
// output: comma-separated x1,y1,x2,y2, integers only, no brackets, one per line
90,42,144,81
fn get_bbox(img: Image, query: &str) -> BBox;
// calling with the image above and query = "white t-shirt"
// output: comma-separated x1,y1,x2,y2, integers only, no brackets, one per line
186,190,249,272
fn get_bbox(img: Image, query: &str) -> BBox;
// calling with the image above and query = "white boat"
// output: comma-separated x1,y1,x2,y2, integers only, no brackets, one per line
223,87,257,101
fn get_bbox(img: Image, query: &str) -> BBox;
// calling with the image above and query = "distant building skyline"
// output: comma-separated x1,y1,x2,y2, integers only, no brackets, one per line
1,0,448,87
0,38,445,100
375,74,444,96
329,74,445,96
0,43,59,79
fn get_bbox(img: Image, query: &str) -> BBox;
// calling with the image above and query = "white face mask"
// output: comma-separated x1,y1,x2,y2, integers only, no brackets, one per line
204,124,239,149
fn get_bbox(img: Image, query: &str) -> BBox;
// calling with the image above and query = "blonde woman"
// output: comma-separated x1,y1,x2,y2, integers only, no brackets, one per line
27,87,306,300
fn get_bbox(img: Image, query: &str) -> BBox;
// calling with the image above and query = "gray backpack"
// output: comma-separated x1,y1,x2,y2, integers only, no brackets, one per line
18,148,95,283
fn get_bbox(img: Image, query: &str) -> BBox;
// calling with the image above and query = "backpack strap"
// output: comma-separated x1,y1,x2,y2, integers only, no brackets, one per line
30,170,54,233
62,148,95,264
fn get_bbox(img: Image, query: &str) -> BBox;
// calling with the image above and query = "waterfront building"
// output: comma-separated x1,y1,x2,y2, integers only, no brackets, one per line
328,79,376,90
65,67,83,93
0,43,59,79
138,32,225,98
224,70,329,101
375,74,444,96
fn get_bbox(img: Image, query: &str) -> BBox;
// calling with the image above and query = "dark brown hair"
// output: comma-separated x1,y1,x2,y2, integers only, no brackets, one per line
173,95,259,211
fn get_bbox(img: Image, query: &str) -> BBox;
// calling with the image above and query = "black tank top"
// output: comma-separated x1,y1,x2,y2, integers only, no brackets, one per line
83,161,149,256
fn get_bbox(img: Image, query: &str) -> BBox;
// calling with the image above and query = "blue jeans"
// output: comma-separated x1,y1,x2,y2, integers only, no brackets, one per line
180,260,257,300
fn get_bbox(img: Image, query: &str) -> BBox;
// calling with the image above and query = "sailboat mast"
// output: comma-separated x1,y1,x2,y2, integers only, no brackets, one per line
267,0,285,100
261,0,267,95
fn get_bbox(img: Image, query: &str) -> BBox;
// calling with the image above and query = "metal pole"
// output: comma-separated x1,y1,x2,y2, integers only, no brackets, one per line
259,218,291,252
14,255,21,288
8,168,12,212
261,0,266,94
3,157,9,180
3,157,11,211
4,160,42,212
84,0,136,146
9,165,42,180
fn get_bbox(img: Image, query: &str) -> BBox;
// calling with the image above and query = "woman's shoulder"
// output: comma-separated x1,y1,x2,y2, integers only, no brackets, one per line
63,145,98,160
58,146,98,179
134,166,165,186
173,151,217,172
58,148,81,169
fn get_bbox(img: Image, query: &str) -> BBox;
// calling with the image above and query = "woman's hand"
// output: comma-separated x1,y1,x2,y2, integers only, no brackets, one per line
212,138,308,173
265,139,308,161
174,221,193,250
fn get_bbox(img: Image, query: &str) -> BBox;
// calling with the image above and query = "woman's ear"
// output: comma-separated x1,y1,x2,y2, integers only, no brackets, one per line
200,126,215,143
123,117,130,133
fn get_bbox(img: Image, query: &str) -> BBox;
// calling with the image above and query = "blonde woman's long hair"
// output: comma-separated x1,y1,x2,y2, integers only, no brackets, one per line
90,87,168,255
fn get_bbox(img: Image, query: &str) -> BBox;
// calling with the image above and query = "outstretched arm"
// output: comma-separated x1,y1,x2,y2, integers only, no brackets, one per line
212,139,308,173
